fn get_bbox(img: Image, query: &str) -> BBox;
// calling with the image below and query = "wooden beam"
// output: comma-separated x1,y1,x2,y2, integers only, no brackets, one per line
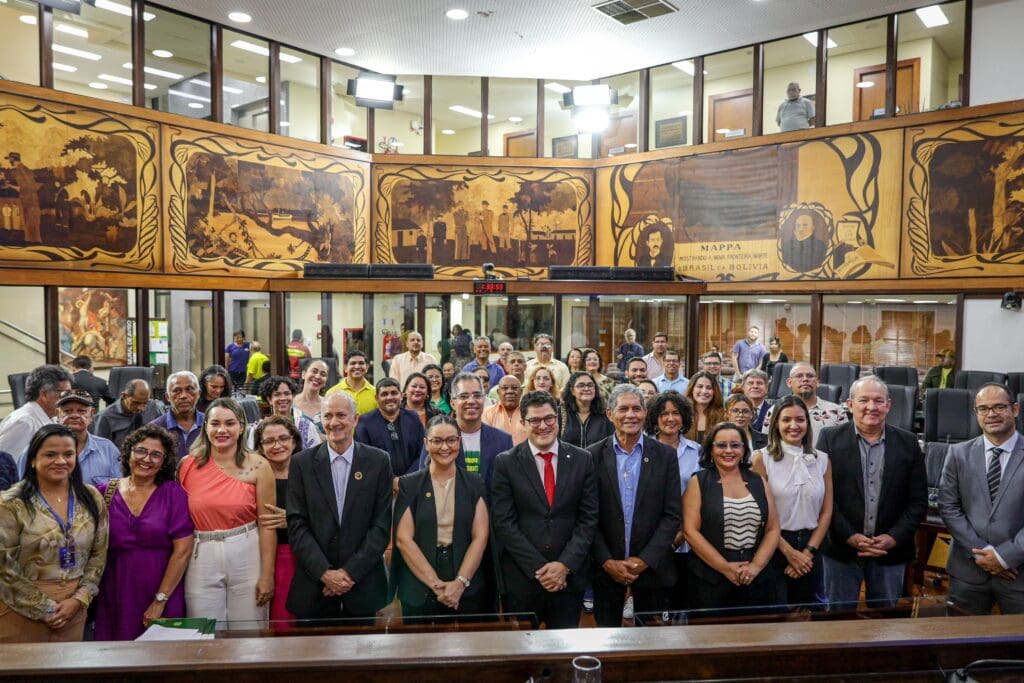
270,290,286,376
422,75,432,155
638,68,651,152
135,288,149,366
210,25,224,123
692,56,705,146
686,295,701,376
816,29,828,127
44,285,59,365
962,0,973,106
269,43,281,135
212,290,226,374
38,5,53,90
885,14,898,117
480,76,489,156
809,292,823,369
320,56,331,146
751,44,764,137
536,79,545,157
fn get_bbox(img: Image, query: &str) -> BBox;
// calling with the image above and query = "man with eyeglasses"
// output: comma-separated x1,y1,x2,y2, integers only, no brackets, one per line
490,391,598,629
762,362,847,441
95,378,166,449
0,364,71,458
652,349,688,394
354,378,425,478
816,376,926,609
940,383,1024,614
483,375,528,444
588,384,681,626
526,333,570,392
149,371,204,460
699,351,735,397
417,373,513,487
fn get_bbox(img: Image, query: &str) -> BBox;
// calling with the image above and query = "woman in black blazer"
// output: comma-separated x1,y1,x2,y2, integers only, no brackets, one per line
392,415,491,622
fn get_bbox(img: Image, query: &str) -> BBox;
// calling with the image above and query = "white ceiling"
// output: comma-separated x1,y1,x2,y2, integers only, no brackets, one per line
160,0,955,80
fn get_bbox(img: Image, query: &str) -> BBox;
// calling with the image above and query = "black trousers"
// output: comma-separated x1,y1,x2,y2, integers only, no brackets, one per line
687,547,781,615
401,545,490,624
772,528,825,608
503,590,583,629
669,552,690,611
592,574,671,627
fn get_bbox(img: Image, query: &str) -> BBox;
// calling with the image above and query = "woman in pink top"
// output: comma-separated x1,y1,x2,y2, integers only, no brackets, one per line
178,398,276,629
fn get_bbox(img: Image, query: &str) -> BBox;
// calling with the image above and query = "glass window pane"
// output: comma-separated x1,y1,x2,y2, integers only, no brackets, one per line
699,295,812,375
826,18,889,125
650,63,694,151
424,294,451,369
374,294,415,383
560,296,590,356
223,30,269,132
330,62,367,149
598,295,688,377
598,71,640,157
285,293,323,364
224,291,270,391
0,285,45,418
511,296,554,356
145,6,211,119
375,75,423,155
326,293,365,385
763,35,818,134
149,289,213,378
822,294,957,380
704,48,754,143
51,1,131,104
896,1,966,115
280,46,320,142
433,76,482,156
542,79,592,159
488,78,537,157
0,1,39,86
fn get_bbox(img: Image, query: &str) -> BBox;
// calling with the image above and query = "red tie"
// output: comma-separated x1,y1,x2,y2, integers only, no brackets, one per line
539,452,555,507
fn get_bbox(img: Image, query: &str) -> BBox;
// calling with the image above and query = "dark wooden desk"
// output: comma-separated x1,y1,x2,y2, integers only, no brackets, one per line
2,615,1023,682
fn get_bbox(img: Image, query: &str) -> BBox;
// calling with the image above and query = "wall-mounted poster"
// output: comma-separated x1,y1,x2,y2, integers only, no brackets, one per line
164,126,369,275
655,116,687,148
551,135,579,160
902,113,1024,277
373,163,594,279
596,130,902,281
0,92,160,271
58,287,130,367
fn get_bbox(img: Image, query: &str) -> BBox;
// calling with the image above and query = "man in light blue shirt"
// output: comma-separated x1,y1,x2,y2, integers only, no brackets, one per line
652,350,689,394
150,371,205,460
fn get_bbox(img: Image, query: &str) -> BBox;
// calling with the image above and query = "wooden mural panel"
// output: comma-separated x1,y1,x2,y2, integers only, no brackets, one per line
0,92,160,271
372,163,594,279
596,130,903,282
164,126,369,275
902,113,1024,277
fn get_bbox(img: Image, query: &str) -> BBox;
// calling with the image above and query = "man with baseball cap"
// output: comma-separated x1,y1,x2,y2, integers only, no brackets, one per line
923,348,956,391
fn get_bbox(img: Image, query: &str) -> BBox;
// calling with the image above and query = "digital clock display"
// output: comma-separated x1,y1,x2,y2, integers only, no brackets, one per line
473,280,508,295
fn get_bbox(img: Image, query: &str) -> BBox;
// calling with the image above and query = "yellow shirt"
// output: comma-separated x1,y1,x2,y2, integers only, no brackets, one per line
246,351,270,379
326,378,378,416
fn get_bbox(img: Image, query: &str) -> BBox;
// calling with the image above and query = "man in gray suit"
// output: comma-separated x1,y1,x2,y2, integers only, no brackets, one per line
939,382,1024,614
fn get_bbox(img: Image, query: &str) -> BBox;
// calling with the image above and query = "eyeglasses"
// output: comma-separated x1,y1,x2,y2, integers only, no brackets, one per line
132,446,166,461
975,403,1014,416
574,383,596,390
524,415,558,427
260,436,294,447
713,442,745,451
427,436,462,448
454,392,485,401
728,409,753,417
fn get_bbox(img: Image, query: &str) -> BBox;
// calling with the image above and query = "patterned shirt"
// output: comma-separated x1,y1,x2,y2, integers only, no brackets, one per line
761,397,848,440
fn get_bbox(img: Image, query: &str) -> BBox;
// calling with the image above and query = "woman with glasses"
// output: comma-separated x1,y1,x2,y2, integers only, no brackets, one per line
251,376,321,451
751,395,831,608
683,422,781,611
253,416,303,622
0,424,107,643
726,393,768,452
198,365,232,413
403,373,440,426
392,415,491,623
684,371,726,444
423,364,452,415
560,371,613,449
293,359,330,435
94,426,193,640
582,348,616,400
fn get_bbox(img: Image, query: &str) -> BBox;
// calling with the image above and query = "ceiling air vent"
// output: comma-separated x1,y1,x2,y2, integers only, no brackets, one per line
592,0,679,25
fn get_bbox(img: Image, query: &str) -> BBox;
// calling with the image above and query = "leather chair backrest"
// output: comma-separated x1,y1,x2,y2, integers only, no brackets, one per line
238,398,263,425
1018,393,1024,435
108,366,156,401
875,366,918,387
925,442,951,489
820,363,860,402
884,385,917,434
1007,373,1024,398
7,372,29,410
768,362,796,399
816,383,841,404
953,370,1008,393
923,388,980,444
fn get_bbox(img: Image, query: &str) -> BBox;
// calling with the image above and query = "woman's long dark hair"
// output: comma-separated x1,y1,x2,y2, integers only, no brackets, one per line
422,363,451,404
19,424,100,525
765,394,815,461
561,371,605,416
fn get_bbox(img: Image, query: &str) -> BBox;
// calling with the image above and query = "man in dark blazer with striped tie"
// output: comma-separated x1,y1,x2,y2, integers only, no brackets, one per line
940,383,1024,614
589,384,681,626
490,391,598,629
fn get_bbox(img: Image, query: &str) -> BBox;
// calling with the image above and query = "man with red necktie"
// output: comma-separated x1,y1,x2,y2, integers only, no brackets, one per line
490,391,598,629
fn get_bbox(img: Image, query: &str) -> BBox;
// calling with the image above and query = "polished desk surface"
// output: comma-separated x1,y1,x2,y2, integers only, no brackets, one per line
3,615,1023,681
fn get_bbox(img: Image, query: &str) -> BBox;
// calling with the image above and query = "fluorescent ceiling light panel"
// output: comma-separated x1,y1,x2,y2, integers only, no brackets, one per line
188,102,204,109
875,298,906,303
168,90,211,103
53,44,102,61
95,0,154,20
441,129,455,135
915,5,949,28
56,23,89,38
99,73,158,90
19,14,36,25
449,104,484,118
122,62,185,79
446,8,469,20
803,32,837,49
856,81,875,88
52,62,78,73
544,82,571,94
88,82,108,90
508,116,523,123
191,79,243,95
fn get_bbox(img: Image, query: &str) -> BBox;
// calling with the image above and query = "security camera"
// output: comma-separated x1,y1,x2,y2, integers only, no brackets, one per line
1001,291,1022,311
482,263,496,280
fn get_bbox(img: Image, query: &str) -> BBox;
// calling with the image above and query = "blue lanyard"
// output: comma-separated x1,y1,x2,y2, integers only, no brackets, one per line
37,489,75,541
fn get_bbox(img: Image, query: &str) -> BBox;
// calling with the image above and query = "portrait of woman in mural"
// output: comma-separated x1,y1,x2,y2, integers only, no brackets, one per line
778,207,831,273
634,219,674,268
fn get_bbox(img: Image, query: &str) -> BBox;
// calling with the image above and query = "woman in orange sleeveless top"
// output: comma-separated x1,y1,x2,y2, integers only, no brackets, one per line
178,398,276,629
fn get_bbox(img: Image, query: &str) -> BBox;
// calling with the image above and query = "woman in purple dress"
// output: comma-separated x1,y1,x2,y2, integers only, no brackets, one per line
95,426,194,640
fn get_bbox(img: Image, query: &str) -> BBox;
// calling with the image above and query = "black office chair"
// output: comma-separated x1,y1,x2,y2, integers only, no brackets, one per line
816,383,841,404
924,388,980,448
820,363,860,402
885,385,917,434
768,362,796,399
953,370,1008,393
7,372,29,410
1017,393,1024,435
108,366,156,399
875,366,918,387
1007,373,1024,398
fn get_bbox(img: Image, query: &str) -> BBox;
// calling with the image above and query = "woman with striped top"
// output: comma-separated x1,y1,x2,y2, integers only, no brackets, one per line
682,422,781,611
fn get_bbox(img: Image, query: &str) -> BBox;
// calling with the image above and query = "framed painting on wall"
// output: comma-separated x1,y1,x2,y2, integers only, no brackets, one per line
655,116,688,148
551,135,578,159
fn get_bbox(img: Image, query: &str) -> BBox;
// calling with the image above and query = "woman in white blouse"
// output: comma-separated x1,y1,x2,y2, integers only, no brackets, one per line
751,394,832,607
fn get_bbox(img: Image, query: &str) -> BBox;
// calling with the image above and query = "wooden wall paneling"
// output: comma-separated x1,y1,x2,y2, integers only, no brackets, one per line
131,0,145,108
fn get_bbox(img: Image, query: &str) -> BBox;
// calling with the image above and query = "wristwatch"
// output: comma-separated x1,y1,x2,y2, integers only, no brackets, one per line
155,592,168,602
805,545,818,556
456,575,471,588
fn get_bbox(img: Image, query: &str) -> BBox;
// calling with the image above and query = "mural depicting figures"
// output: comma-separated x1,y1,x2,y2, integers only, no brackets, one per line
374,164,593,279
903,113,1024,277
58,287,130,367
0,93,160,271
165,127,369,273
597,131,902,281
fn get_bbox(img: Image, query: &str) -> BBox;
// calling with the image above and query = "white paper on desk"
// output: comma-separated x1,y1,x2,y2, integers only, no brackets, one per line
136,624,214,641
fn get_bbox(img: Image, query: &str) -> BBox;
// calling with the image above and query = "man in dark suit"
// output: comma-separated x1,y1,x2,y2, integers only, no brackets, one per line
355,378,425,478
287,392,394,620
940,383,1024,614
417,373,512,487
816,376,927,608
589,384,681,627
70,355,113,408
490,391,598,629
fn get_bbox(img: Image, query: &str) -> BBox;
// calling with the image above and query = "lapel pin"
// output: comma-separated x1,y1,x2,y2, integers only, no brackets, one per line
643,457,649,463
354,471,363,480
566,454,571,459
425,491,432,498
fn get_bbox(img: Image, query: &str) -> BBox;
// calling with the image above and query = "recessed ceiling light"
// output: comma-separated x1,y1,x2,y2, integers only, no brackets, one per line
95,0,154,20
334,47,355,57
916,5,949,28
441,129,455,135
255,76,266,83
446,8,469,20
228,11,252,23
856,81,875,88
122,62,184,79
912,300,939,304
52,62,78,73
19,14,37,25
152,49,173,59
803,32,837,49
508,116,523,123
56,23,88,38
88,82,109,90
53,44,102,61
449,104,483,118
188,102,204,109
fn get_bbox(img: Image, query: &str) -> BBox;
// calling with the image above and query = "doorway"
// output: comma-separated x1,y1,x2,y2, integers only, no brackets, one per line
504,129,537,157
853,58,920,120
708,89,753,142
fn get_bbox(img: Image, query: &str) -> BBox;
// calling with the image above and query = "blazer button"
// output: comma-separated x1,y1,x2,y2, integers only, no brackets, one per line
544,545,551,551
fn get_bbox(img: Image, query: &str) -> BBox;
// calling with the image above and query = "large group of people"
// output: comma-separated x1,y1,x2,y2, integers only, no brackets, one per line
0,325,1022,643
